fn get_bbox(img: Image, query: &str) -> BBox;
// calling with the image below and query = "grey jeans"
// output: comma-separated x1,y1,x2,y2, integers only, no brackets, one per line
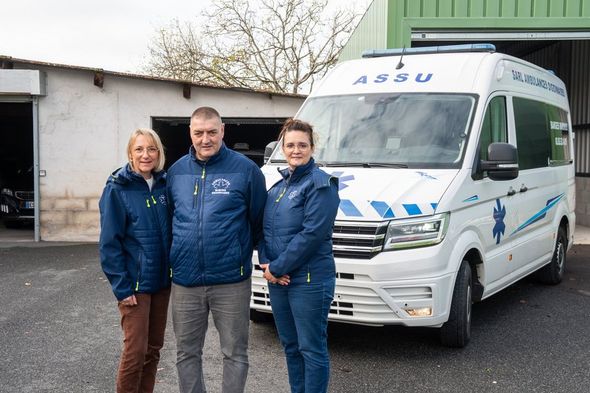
172,278,251,393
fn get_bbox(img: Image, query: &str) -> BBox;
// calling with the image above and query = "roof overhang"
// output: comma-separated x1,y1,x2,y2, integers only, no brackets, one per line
0,69,46,96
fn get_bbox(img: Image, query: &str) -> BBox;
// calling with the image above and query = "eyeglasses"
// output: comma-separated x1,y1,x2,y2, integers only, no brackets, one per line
284,142,311,151
133,147,159,155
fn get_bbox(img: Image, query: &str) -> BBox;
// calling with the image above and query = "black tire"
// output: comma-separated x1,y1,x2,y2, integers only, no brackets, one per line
249,309,273,323
440,261,472,348
537,227,567,285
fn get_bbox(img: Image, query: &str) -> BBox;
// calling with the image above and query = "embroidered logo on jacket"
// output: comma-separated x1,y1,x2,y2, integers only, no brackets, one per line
288,190,299,200
212,178,231,195
158,194,167,205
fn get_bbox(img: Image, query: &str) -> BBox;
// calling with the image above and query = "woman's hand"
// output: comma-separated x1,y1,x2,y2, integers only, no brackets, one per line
119,294,137,306
260,264,290,286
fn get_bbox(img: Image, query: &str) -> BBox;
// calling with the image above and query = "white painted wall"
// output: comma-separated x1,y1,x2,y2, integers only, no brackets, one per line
12,64,304,241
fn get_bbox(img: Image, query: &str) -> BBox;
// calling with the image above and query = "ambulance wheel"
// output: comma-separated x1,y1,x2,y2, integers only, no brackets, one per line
249,309,273,323
537,227,567,285
440,261,472,348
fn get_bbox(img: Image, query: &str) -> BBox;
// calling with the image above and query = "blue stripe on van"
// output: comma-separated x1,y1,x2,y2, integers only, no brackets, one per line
403,204,422,216
370,201,395,219
510,193,565,236
463,195,479,202
339,199,363,217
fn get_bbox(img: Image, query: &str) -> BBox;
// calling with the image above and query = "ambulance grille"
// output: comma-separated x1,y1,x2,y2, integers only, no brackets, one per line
332,221,387,259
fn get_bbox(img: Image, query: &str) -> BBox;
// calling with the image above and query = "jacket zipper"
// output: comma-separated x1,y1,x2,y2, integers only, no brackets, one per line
270,176,290,269
198,165,206,285
136,253,143,291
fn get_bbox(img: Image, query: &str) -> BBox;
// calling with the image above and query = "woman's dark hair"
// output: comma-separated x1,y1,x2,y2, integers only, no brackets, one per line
278,118,315,147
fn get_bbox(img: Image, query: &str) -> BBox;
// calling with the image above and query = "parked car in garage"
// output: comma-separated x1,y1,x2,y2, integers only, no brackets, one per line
0,165,34,228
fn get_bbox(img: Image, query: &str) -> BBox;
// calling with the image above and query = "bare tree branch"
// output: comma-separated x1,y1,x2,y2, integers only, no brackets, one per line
143,0,360,94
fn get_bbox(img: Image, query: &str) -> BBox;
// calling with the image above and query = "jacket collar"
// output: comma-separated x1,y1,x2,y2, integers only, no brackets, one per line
189,143,228,166
278,157,315,182
109,163,165,185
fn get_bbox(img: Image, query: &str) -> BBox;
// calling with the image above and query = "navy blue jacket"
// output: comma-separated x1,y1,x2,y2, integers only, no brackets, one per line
99,164,171,301
167,144,267,287
260,158,340,284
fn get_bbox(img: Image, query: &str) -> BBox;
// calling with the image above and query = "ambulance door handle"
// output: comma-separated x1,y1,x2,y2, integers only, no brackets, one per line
507,188,516,196
519,185,528,193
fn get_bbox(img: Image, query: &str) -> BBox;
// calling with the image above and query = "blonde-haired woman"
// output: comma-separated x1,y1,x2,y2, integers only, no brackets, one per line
99,128,171,393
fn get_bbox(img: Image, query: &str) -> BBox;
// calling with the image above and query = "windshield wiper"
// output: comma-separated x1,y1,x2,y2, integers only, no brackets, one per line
321,162,408,168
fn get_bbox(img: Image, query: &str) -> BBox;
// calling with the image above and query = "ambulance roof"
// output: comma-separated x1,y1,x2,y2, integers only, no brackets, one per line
313,48,568,109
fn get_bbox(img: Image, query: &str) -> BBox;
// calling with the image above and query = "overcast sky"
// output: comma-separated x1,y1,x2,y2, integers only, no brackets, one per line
0,0,370,74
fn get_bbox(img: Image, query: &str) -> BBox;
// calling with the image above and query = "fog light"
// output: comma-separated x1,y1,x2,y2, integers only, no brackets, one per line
404,307,432,317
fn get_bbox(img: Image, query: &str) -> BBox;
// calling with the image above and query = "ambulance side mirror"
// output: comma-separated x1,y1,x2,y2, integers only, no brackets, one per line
480,142,519,181
264,141,278,164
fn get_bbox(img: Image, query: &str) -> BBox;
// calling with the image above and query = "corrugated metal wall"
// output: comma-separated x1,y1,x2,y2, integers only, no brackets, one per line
398,0,590,18
338,0,389,61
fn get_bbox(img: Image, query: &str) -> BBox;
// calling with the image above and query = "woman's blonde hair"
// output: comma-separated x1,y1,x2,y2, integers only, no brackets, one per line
127,128,166,172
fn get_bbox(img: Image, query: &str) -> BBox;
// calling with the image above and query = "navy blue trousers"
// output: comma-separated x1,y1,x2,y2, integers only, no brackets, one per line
269,279,335,393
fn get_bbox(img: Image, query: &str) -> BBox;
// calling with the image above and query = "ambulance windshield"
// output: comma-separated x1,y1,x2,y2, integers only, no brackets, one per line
271,93,475,169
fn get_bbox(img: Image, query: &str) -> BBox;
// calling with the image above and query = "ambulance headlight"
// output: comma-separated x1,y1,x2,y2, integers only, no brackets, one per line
383,213,449,250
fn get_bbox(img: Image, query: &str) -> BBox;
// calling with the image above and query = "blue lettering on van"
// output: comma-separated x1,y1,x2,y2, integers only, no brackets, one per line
393,73,409,82
415,73,433,83
353,76,368,85
511,69,565,97
493,199,506,244
374,74,388,83
352,73,433,85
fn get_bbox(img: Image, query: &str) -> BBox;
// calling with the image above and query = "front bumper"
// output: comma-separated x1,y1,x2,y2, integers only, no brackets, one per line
251,249,456,327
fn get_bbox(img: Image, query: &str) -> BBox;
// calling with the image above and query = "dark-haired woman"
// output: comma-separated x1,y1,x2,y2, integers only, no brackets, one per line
260,119,340,393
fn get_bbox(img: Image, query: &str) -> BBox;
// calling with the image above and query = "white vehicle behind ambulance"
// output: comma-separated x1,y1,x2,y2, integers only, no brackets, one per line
250,44,575,347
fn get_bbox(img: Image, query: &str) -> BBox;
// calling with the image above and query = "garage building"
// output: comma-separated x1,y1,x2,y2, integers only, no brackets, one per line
0,57,304,241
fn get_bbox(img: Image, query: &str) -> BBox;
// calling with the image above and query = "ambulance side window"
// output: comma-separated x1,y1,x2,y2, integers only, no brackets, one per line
479,96,507,162
513,97,552,170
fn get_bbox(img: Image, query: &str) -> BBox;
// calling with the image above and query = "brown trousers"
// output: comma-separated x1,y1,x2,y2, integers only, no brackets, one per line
116,287,170,393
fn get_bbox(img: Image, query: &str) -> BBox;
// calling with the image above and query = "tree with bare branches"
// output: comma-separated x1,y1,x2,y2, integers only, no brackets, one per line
145,0,359,94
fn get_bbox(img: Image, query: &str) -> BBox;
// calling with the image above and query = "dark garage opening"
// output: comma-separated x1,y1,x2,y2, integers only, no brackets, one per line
153,117,286,168
0,102,34,236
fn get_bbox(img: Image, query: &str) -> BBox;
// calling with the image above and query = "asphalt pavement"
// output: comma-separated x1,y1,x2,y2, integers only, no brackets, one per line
0,239,589,392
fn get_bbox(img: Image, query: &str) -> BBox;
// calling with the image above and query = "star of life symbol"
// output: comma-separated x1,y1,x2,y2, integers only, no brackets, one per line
493,199,506,244
330,171,354,191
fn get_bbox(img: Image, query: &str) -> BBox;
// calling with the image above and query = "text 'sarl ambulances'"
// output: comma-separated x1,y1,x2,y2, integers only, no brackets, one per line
251,44,575,348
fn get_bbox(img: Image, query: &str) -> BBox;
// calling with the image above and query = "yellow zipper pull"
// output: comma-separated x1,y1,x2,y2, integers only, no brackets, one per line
169,268,173,278
240,265,244,276
151,195,157,204
275,187,287,202
146,199,151,208
194,183,198,195
135,281,139,291
201,167,206,179
307,272,311,283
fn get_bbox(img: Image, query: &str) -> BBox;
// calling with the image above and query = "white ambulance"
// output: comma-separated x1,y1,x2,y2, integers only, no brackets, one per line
250,44,575,347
